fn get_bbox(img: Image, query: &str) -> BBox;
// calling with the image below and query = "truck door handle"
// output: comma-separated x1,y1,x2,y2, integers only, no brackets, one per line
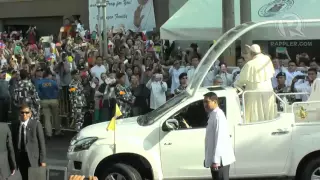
271,129,289,135
164,143,172,145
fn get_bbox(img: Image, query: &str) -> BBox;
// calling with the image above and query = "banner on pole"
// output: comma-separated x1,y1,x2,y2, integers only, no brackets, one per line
88,0,156,32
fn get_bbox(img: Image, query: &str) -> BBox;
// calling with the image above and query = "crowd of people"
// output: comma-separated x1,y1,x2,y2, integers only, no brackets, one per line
0,16,320,135
0,17,202,137
0,15,319,180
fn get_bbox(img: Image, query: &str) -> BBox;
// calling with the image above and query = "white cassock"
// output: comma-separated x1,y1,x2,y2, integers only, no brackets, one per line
308,79,320,120
205,107,235,168
235,54,277,123
308,78,320,101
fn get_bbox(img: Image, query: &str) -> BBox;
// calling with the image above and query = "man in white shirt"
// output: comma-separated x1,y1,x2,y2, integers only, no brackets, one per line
213,76,223,86
271,57,288,88
169,60,186,94
292,68,318,101
146,73,167,110
309,59,320,78
90,56,106,83
203,92,235,180
187,54,200,81
0,54,7,69
231,57,245,82
286,60,304,86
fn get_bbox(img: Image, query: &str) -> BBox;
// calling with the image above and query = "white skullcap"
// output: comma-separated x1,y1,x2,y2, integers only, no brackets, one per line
250,44,261,53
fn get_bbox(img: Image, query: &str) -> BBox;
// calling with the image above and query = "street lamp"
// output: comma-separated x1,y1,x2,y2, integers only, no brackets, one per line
101,0,108,56
96,0,103,56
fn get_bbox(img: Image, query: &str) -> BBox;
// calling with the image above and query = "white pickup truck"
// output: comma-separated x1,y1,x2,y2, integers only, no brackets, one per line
67,19,320,180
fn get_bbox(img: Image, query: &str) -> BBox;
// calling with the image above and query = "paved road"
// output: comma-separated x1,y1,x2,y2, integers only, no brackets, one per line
47,131,76,167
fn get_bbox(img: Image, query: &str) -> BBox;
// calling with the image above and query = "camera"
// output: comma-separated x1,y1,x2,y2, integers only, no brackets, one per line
61,52,67,61
295,75,306,80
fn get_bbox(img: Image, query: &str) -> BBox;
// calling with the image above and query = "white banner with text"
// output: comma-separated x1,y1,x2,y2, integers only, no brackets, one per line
88,0,156,32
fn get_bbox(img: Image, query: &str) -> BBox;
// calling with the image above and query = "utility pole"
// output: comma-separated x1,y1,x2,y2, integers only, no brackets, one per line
102,0,108,56
96,0,103,56
222,0,236,65
240,0,252,51
0,20,3,32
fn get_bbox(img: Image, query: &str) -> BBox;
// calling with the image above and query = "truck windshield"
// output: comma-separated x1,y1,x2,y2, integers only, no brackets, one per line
137,91,189,126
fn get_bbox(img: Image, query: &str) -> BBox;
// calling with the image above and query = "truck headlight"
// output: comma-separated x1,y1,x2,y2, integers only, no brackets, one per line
72,137,98,152
70,133,80,145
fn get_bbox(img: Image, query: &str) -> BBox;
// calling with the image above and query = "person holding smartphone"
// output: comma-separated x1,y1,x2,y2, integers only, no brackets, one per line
146,72,167,111
291,68,318,101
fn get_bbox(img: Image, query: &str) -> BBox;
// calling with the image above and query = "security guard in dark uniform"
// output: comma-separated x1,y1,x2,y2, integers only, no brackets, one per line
274,72,294,111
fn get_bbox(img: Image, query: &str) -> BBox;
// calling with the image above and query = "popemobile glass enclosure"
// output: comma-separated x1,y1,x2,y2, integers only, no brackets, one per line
186,19,320,124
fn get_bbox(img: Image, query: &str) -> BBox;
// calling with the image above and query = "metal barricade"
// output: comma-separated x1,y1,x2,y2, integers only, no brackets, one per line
58,87,74,131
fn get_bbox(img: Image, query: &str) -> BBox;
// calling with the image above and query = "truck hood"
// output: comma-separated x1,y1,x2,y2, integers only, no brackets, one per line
77,116,140,139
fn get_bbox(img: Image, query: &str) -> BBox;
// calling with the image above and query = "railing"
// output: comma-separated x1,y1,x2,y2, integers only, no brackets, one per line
240,90,320,123
276,92,310,112
241,90,287,116
240,90,313,123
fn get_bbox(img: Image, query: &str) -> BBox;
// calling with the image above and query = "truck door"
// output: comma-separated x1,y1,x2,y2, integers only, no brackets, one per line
234,113,294,176
160,97,235,179
159,99,211,179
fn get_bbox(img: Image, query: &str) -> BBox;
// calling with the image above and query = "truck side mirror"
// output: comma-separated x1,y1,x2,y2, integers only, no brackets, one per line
162,119,179,131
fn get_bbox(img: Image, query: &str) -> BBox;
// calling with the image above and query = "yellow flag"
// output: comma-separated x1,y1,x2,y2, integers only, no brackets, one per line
107,104,122,131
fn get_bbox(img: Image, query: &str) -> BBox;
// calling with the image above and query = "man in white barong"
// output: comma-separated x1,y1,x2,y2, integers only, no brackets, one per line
203,92,235,180
234,44,277,123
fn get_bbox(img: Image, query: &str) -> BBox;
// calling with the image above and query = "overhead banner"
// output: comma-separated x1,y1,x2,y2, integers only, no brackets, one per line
88,0,156,32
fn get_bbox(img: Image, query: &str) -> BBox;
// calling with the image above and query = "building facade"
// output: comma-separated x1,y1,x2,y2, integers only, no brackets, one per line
0,0,169,36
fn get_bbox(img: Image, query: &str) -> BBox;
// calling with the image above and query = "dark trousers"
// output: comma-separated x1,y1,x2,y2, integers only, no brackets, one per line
0,98,9,122
99,99,116,122
59,86,71,116
210,164,230,180
19,152,31,180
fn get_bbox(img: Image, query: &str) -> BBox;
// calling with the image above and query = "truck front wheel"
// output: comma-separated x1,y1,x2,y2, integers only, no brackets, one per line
99,163,142,180
299,157,320,180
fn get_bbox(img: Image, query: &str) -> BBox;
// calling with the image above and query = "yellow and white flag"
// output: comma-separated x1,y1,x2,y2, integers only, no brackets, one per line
107,104,122,131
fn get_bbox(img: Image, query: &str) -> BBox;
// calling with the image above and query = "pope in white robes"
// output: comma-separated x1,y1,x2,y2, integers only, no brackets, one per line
235,44,277,123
